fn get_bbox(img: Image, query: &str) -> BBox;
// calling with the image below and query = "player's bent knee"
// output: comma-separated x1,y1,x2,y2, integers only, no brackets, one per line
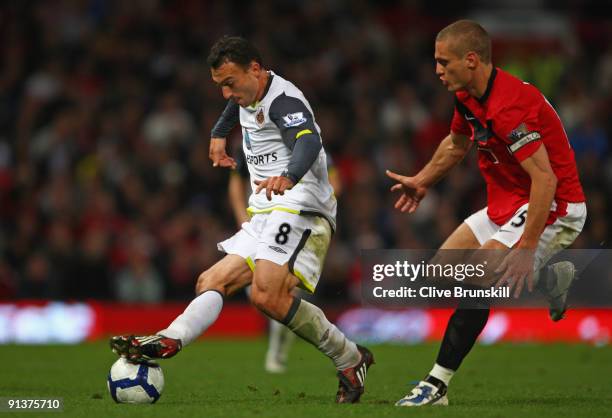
249,284,270,311
249,284,286,319
195,269,228,296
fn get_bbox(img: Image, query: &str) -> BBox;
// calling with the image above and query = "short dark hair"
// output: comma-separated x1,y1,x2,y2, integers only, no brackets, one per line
206,36,263,70
436,20,491,64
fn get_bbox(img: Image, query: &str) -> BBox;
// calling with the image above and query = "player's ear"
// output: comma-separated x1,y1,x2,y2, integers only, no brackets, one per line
248,61,261,75
465,51,478,70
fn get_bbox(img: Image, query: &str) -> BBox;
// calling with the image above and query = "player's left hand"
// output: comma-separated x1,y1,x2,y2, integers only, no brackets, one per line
254,176,295,201
494,248,536,298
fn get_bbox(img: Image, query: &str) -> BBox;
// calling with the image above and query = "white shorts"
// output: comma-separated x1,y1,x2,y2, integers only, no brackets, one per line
464,202,587,270
217,210,332,293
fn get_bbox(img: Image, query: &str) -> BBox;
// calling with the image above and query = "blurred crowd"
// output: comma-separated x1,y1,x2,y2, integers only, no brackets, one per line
0,0,610,302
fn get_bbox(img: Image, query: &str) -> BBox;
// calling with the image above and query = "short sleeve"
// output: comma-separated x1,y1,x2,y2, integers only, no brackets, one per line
268,93,320,150
496,97,542,162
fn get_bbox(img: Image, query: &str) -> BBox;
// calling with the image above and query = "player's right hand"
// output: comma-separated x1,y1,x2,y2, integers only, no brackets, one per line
209,137,237,169
386,170,427,213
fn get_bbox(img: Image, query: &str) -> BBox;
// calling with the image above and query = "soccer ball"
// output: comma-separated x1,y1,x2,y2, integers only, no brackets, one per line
107,358,164,403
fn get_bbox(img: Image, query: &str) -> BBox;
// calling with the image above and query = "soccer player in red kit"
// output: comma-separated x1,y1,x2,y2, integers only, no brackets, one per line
387,20,586,406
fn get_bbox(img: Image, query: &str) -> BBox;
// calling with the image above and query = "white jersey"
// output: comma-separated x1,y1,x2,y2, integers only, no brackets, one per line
239,72,336,229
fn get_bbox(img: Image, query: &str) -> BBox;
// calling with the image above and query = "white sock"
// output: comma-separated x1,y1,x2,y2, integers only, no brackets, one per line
429,363,455,386
267,319,295,364
285,298,360,370
158,290,223,346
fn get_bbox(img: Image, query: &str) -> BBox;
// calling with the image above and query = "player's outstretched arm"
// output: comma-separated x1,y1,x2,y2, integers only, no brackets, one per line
386,132,470,213
415,131,471,188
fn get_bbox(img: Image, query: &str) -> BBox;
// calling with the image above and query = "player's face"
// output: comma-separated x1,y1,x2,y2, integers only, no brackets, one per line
434,40,472,92
211,61,262,107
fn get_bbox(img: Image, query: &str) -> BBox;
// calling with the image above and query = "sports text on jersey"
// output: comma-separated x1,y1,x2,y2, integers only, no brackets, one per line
245,152,278,165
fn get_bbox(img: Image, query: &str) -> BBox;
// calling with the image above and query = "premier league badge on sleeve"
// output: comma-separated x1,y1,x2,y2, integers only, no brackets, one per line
508,122,529,142
282,112,307,128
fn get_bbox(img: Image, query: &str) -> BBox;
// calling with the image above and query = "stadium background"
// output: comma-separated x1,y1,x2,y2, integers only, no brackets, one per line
0,0,611,344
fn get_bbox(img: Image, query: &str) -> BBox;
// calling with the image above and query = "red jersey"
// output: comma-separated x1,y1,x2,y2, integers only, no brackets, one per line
451,68,585,225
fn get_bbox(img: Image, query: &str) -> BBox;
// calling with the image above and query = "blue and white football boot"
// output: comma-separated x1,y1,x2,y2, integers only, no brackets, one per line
395,376,448,407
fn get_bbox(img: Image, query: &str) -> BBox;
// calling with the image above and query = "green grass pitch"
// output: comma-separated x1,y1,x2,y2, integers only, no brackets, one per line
0,340,611,417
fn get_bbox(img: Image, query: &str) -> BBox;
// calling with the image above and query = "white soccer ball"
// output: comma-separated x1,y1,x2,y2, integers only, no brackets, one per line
107,358,165,403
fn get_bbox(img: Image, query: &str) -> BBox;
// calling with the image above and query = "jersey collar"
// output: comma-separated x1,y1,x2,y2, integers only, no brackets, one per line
477,67,497,104
248,71,275,110
262,70,274,98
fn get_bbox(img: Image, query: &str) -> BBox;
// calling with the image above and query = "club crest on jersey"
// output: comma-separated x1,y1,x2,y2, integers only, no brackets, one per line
282,112,307,128
255,106,265,128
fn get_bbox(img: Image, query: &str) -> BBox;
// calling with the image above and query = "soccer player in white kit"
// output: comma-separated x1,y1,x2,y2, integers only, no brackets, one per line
110,36,374,403
229,149,343,374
